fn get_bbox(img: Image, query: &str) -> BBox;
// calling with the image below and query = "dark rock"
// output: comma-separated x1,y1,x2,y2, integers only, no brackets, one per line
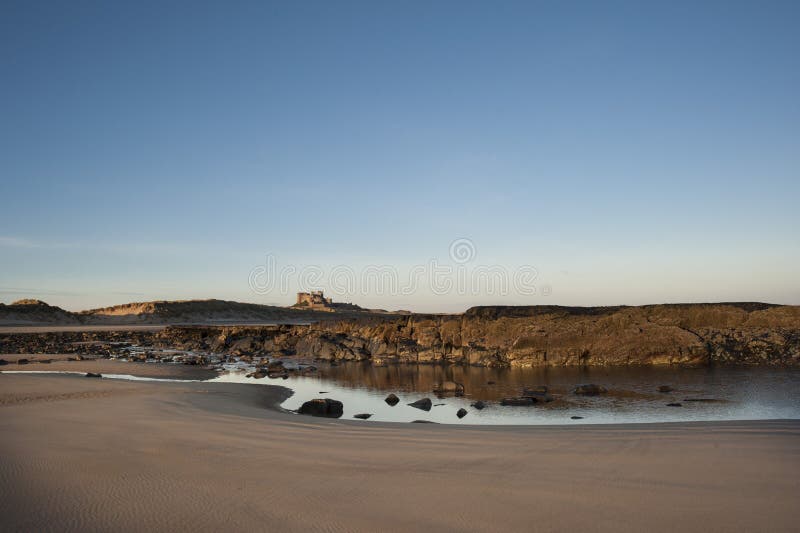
487,381,496,385
85,372,102,378
456,408,468,419
17,358,29,365
573,384,607,396
433,381,465,396
411,420,437,423
666,402,683,407
470,400,487,410
570,416,584,420
319,391,328,394
433,403,446,406
267,360,284,370
522,387,554,402
385,393,400,406
0,359,7,365
408,398,433,411
353,413,372,420
658,385,674,393
501,397,535,406
298,398,343,418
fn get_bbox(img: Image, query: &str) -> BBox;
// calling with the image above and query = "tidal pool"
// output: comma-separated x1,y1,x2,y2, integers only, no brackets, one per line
211,363,800,425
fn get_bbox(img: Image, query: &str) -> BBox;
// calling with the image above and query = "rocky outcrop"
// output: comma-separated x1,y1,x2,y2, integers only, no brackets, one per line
3,303,799,367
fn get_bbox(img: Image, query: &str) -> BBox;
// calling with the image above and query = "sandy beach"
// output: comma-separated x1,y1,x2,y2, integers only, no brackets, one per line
1,368,798,533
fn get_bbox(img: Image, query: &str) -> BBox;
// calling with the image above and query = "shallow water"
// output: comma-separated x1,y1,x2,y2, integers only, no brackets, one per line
212,363,800,425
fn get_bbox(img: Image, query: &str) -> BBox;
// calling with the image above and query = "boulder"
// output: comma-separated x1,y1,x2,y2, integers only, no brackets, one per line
456,408,468,419
433,381,465,396
408,398,432,411
85,372,102,378
298,398,343,418
385,393,400,406
658,385,674,393
573,384,607,396
470,400,487,410
501,397,535,406
353,413,372,420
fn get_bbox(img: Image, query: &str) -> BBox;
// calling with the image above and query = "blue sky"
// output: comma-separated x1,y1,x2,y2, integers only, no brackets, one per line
1,1,798,312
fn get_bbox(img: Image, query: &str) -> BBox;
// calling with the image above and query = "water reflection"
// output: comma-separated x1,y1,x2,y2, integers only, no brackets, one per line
214,363,800,425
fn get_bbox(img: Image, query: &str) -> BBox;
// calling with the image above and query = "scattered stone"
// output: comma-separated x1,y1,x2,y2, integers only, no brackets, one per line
470,400,487,410
408,398,433,411
267,360,284,370
456,408,468,419
433,381,465,396
17,359,29,365
319,391,329,394
501,397,535,406
667,402,683,407
385,393,400,406
411,420,437,423
570,416,584,420
85,372,102,378
353,413,372,420
434,403,446,406
658,385,674,393
573,384,607,396
298,398,343,418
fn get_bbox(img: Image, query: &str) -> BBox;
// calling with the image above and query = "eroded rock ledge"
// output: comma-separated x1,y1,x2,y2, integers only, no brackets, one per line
2,303,798,367
154,303,800,366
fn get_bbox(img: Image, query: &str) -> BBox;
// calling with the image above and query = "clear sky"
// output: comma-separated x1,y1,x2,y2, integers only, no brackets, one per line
1,1,798,312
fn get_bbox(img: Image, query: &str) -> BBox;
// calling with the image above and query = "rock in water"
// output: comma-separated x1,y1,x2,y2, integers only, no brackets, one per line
571,416,584,420
666,402,683,407
408,398,433,411
573,384,607,396
470,400,487,410
658,385,674,393
521,387,554,402
385,393,400,406
353,413,372,420
298,398,344,418
456,408,468,419
85,372,102,378
501,397,535,406
433,381,465,396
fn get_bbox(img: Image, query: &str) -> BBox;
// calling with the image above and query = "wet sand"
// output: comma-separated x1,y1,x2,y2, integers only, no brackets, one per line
0,354,217,380
1,368,798,532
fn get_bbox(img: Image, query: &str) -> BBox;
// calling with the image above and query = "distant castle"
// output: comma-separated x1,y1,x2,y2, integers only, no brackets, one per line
295,290,333,309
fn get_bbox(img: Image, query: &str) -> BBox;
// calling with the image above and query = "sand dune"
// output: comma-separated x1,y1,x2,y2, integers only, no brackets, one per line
1,371,798,532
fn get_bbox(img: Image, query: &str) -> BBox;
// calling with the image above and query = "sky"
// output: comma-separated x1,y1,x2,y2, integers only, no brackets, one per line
1,0,798,312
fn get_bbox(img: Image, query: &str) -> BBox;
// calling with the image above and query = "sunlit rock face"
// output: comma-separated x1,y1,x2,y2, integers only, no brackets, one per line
146,303,800,367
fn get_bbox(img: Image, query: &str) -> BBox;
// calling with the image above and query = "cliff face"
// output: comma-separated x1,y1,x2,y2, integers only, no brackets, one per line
155,303,800,366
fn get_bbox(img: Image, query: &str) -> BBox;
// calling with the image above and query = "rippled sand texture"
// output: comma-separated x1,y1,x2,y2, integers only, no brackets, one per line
1,372,798,532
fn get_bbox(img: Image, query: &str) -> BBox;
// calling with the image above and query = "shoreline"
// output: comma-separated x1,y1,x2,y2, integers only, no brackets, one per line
1,371,798,532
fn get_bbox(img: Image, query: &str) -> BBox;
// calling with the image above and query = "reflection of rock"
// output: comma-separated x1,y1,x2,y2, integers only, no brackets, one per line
501,397,535,406
354,413,372,419
385,393,400,406
456,408,468,419
408,398,432,411
298,398,343,418
658,385,673,393
433,381,465,396
573,384,607,396
85,372,102,378
471,400,487,410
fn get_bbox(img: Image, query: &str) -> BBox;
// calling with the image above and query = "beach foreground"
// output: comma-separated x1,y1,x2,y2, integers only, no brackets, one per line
1,371,798,533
